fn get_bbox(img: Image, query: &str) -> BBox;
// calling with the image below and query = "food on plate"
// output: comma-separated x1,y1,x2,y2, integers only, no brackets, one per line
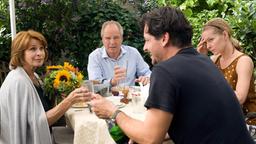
120,97,129,104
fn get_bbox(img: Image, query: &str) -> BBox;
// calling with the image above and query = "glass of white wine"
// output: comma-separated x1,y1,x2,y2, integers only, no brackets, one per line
115,60,129,97
82,80,94,113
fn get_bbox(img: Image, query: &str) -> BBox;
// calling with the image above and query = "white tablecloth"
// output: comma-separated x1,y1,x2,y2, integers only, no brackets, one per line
65,107,115,144
65,95,147,144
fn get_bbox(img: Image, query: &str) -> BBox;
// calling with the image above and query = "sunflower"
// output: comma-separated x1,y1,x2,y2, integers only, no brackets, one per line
46,65,63,72
53,70,71,89
44,62,85,103
76,71,84,81
64,62,76,72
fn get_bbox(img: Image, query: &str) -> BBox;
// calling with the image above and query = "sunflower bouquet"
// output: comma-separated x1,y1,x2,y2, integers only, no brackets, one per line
43,62,84,103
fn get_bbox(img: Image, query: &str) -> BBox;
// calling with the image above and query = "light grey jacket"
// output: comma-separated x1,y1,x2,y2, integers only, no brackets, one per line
0,67,52,144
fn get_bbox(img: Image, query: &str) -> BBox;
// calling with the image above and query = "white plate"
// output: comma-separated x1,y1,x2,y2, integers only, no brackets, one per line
116,103,126,108
106,96,126,108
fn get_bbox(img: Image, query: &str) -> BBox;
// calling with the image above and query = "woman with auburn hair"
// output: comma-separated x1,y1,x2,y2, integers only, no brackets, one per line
198,18,256,124
0,30,91,144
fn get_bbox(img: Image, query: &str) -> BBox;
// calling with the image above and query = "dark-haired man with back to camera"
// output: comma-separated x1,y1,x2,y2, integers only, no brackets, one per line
91,6,254,144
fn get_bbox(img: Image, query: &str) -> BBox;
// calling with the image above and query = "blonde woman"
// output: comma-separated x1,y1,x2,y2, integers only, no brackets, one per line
198,18,256,124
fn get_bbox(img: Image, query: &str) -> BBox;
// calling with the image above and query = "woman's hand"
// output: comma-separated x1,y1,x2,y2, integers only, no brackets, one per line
65,87,92,105
197,38,208,55
46,86,92,125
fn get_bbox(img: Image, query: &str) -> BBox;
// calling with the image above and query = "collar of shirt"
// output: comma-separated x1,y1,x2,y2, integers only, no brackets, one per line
101,45,127,60
176,47,196,55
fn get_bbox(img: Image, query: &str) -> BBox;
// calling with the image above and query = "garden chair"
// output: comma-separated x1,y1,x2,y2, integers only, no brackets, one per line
52,126,74,144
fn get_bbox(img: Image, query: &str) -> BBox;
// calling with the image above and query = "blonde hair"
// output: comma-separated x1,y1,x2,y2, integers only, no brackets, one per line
203,18,241,50
100,20,123,38
10,30,48,69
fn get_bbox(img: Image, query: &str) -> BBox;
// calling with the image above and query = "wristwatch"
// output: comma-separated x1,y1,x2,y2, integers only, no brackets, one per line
110,109,122,122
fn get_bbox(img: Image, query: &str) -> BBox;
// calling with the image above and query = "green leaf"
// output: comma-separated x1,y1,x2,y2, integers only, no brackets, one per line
206,0,217,7
183,8,193,17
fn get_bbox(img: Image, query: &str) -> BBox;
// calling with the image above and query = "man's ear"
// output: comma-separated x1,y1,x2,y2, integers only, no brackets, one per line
120,36,123,43
162,32,170,47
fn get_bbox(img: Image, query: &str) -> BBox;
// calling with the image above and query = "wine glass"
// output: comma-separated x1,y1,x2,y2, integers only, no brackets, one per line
82,80,94,93
115,60,128,97
82,80,94,113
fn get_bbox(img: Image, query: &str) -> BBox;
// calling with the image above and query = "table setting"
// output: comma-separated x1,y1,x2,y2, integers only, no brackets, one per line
65,82,150,144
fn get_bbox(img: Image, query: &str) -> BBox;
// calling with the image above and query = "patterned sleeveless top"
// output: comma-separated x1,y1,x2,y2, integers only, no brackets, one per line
215,54,256,115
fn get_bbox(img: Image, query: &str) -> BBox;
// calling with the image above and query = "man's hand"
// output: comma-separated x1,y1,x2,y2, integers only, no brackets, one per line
111,65,126,86
91,94,117,119
135,76,150,86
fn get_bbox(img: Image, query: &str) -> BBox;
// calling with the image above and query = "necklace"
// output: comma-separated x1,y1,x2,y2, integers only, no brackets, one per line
23,67,40,87
30,75,40,87
221,45,236,60
219,49,240,69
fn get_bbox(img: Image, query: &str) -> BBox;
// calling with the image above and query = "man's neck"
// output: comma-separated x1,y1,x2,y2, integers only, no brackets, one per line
107,49,121,60
163,46,183,61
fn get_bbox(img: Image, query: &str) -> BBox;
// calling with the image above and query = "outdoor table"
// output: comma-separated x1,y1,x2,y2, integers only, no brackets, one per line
65,85,149,144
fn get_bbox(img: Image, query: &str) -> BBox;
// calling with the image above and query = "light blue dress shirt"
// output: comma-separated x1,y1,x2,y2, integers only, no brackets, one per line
87,45,151,86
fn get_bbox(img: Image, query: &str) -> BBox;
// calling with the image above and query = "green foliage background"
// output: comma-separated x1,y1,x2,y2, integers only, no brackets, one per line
0,0,255,76
0,0,147,76
150,0,256,66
